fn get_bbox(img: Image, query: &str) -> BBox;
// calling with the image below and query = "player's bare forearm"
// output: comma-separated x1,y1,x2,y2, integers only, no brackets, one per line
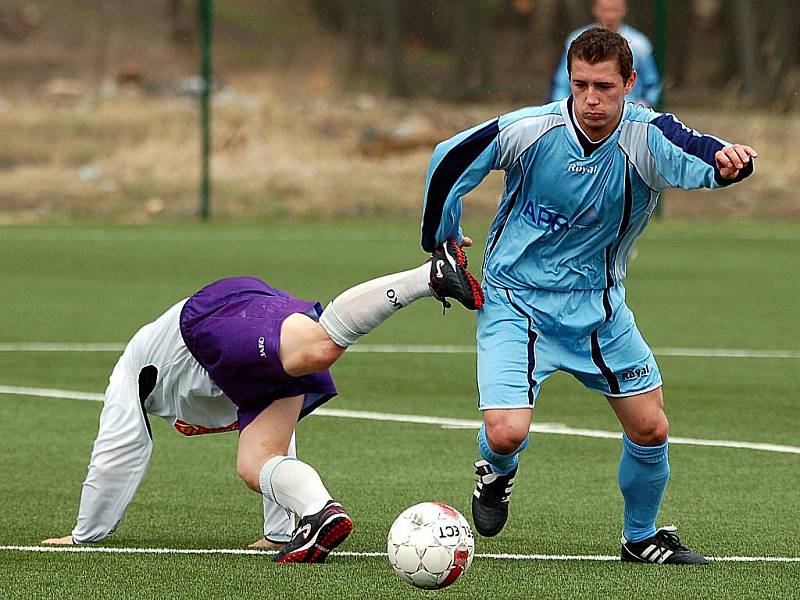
715,144,758,180
41,535,74,544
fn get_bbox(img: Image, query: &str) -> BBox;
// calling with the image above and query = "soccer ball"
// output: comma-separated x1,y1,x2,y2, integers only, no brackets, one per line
387,502,474,590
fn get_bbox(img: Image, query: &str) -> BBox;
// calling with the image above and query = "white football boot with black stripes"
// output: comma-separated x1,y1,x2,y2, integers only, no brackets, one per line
621,525,709,565
471,460,517,537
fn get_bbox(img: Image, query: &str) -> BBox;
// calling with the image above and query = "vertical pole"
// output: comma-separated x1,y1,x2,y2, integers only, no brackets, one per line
200,0,213,221
380,0,408,96
653,0,667,217
654,0,667,112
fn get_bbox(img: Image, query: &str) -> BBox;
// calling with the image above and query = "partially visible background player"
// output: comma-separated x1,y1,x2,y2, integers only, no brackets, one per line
421,27,756,565
42,242,482,563
550,0,661,106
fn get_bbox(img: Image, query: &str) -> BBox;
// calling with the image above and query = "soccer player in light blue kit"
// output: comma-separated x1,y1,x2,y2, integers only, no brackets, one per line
421,27,757,564
550,0,661,107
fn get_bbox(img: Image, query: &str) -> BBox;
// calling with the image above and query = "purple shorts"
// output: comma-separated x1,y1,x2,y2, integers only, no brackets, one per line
179,276,337,430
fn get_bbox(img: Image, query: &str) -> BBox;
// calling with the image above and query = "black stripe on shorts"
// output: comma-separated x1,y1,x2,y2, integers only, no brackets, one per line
504,289,539,405
590,288,620,395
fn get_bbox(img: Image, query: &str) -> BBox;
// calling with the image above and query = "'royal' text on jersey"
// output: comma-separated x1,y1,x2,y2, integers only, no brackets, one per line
567,162,599,175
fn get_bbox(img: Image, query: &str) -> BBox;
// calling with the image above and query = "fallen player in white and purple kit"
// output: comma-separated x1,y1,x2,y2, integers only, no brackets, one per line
42,241,483,563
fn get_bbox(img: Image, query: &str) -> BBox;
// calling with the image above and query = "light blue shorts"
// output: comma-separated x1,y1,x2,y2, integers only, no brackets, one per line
476,283,662,409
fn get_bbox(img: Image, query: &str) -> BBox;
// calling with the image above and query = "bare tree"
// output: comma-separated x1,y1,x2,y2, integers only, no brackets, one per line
166,0,194,43
379,0,408,96
345,0,370,79
733,0,760,100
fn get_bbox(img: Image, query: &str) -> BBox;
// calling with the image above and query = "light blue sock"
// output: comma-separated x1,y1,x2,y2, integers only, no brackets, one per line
477,423,529,475
619,433,670,542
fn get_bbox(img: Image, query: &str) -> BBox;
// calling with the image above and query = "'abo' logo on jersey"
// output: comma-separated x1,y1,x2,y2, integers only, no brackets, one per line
523,202,569,233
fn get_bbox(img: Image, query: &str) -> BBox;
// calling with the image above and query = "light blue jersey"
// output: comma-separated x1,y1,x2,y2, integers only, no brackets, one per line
439,90,755,547
421,98,754,292
550,24,662,106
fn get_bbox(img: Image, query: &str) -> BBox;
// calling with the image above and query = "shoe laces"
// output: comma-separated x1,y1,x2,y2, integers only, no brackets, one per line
654,525,688,551
475,461,515,503
429,284,452,313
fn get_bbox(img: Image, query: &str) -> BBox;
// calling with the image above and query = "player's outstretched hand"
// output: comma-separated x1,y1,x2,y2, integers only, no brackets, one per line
715,144,757,180
429,239,484,311
41,535,74,545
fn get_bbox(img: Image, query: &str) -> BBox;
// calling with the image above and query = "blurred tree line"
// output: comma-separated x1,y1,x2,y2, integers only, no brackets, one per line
1,0,796,109
310,0,799,108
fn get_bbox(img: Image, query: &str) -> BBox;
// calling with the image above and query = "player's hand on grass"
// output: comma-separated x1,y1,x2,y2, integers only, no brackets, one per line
715,144,757,180
41,535,74,545
248,538,285,550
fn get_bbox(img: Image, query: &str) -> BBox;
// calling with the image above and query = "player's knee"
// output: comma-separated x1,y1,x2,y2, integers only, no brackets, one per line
485,415,529,455
629,416,669,446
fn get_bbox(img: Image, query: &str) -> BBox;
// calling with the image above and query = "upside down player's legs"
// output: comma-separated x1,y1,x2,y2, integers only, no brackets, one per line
278,313,346,378
319,264,432,347
261,433,297,543
72,362,154,543
237,395,334,519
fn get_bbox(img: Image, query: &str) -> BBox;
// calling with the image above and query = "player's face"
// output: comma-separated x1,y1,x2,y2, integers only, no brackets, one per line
570,58,635,140
593,0,626,30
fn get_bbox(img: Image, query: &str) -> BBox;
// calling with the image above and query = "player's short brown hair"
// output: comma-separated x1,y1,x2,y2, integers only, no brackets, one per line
567,27,633,82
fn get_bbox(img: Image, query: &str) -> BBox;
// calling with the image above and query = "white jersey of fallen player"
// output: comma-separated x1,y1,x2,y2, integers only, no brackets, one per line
71,300,295,544
130,299,239,434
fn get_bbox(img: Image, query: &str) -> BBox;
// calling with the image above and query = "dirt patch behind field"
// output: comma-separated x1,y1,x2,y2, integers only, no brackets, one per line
0,73,796,224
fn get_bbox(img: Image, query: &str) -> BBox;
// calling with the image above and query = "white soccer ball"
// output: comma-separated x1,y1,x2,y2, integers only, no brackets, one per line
387,502,474,590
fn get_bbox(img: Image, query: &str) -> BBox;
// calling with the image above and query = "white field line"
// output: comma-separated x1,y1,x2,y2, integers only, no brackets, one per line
0,385,104,402
1,384,799,455
1,343,800,359
0,545,797,562
0,343,126,352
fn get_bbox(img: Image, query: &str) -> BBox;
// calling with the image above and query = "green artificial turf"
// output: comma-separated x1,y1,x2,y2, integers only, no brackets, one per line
0,220,797,599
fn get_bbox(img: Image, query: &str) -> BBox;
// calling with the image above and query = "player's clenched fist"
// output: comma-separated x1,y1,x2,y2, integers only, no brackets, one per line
715,144,758,180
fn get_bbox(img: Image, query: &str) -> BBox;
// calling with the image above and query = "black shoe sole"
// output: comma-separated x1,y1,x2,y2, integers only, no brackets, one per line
621,546,710,565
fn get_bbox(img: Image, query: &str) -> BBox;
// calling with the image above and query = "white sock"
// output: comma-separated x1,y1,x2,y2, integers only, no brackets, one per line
259,456,332,518
262,434,296,542
319,263,431,347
